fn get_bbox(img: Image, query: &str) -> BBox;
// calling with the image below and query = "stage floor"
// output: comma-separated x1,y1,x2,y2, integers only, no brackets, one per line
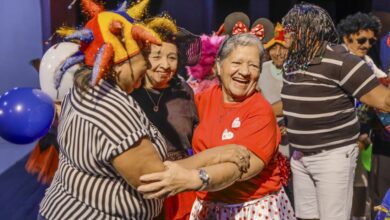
0,137,35,175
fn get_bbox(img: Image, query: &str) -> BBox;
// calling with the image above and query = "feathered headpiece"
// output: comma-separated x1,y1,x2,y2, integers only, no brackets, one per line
186,34,225,80
54,0,162,87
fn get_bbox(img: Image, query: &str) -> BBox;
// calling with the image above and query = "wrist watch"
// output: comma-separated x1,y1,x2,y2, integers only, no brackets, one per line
197,169,210,191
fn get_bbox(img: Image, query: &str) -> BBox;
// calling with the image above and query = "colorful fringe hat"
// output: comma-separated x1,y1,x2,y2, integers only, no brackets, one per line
264,23,289,49
55,0,162,87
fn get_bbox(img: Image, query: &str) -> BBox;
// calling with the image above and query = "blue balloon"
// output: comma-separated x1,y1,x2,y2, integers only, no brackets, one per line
0,88,55,144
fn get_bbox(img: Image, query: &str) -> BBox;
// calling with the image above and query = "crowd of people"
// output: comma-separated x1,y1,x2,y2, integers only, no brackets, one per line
29,0,390,219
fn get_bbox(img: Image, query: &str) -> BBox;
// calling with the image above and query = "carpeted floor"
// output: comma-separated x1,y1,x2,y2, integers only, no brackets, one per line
0,154,48,220
0,137,48,220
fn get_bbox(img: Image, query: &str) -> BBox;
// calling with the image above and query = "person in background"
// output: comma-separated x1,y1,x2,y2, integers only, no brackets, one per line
337,12,386,220
338,12,390,219
138,33,296,220
258,22,290,154
282,3,390,220
131,17,200,220
338,12,385,78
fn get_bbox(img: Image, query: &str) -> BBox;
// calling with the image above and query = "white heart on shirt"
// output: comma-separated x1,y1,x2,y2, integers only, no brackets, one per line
222,129,234,140
231,117,241,128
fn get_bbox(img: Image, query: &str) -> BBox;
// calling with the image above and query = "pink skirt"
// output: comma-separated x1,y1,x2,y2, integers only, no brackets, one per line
189,188,296,220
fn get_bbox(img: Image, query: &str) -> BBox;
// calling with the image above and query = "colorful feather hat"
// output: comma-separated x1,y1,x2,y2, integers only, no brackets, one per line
55,0,162,87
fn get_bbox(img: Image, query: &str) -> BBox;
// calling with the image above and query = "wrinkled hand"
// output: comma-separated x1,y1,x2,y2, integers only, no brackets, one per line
137,161,201,199
212,144,251,173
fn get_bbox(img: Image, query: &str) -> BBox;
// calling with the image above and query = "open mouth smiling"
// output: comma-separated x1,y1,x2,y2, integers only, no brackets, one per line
232,77,249,85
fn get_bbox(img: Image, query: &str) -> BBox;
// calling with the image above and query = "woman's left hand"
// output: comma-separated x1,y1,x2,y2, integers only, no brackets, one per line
137,161,201,199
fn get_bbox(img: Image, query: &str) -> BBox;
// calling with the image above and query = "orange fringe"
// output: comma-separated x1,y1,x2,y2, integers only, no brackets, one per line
25,143,59,185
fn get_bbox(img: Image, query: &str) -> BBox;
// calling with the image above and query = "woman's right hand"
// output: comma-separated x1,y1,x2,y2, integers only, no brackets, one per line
138,161,202,199
211,144,251,173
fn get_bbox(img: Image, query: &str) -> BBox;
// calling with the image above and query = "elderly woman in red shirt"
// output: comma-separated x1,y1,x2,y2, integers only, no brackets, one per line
138,33,295,220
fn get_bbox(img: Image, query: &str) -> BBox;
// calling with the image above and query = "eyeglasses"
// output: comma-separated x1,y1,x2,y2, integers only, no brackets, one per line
356,37,376,45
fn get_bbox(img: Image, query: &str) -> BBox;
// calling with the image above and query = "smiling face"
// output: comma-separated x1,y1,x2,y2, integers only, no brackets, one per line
269,43,288,69
343,29,376,58
218,45,261,103
145,42,178,89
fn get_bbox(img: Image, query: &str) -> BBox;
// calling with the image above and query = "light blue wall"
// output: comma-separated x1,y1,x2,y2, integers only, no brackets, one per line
0,0,43,95
0,0,44,172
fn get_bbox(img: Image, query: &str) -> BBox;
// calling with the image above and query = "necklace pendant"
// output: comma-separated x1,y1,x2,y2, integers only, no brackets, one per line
153,106,159,112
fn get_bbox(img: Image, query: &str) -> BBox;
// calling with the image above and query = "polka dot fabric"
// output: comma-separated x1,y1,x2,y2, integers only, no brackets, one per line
189,188,295,220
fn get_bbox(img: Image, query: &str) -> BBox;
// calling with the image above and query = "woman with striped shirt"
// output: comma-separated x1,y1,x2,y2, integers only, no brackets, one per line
38,2,250,219
37,3,170,218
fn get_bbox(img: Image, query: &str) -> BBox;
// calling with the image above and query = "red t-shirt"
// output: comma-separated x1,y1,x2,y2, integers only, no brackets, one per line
193,85,281,204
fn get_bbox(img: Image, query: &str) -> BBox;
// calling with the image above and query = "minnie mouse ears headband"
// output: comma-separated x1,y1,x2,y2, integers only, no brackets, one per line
216,12,251,36
215,12,274,43
251,18,274,43
53,0,163,88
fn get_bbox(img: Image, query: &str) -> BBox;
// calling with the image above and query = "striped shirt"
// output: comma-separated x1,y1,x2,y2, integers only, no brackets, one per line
39,80,167,219
281,44,379,150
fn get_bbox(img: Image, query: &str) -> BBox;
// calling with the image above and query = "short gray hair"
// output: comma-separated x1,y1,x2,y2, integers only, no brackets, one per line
217,33,265,68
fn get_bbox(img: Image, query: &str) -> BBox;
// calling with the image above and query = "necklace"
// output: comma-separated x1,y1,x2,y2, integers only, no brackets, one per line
144,88,165,112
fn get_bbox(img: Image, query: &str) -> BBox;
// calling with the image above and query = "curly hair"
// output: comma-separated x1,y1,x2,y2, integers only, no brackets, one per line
337,12,382,38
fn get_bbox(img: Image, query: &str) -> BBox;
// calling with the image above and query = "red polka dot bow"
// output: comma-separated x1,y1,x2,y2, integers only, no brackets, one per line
232,21,265,40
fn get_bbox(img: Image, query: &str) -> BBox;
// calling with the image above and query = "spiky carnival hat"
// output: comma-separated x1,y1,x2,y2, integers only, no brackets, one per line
54,0,163,87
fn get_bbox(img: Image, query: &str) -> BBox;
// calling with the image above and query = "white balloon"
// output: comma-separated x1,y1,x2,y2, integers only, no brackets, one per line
39,42,80,102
